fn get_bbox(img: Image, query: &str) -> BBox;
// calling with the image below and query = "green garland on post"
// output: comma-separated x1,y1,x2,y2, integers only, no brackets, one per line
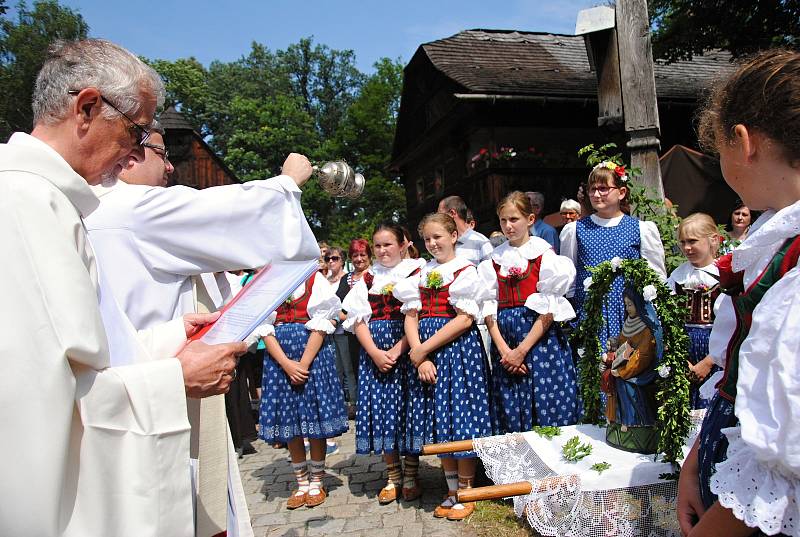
572,258,691,463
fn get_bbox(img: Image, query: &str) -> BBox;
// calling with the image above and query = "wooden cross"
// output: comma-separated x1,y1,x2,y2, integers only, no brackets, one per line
576,0,665,200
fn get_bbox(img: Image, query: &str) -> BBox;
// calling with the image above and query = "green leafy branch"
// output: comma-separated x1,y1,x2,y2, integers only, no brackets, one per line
591,462,612,474
532,426,562,440
562,436,593,462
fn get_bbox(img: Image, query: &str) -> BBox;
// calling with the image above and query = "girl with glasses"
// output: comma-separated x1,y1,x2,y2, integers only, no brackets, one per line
560,162,666,353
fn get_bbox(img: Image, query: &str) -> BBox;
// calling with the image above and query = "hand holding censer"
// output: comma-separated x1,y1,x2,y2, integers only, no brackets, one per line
312,161,365,199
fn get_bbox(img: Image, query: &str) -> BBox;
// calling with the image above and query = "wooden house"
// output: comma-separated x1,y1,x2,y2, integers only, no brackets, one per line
160,106,240,188
391,29,735,234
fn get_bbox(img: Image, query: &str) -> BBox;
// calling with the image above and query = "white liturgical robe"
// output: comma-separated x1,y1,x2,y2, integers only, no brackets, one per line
85,177,320,330
0,133,193,536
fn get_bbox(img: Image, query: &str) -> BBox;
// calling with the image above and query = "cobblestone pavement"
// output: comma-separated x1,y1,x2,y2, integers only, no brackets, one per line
238,425,478,537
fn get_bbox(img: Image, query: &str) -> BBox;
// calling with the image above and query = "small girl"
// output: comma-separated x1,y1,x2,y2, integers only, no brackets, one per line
393,213,493,521
666,213,721,410
676,49,800,537
478,192,580,432
560,163,667,350
342,223,426,504
258,272,348,510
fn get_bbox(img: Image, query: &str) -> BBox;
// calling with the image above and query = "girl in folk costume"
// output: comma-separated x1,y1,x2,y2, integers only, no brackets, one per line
341,223,426,504
393,213,493,521
560,163,666,351
257,272,348,510
677,49,800,537
666,213,722,410
478,192,581,431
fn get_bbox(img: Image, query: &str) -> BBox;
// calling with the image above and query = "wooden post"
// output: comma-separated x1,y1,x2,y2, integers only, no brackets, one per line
617,0,664,199
577,0,665,200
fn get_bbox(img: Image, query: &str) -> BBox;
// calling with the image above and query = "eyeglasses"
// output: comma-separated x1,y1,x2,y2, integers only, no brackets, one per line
588,186,619,196
324,256,342,262
143,142,169,162
67,90,151,146
560,211,579,216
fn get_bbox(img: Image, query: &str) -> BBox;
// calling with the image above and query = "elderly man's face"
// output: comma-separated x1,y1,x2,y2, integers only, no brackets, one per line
119,132,174,187
87,89,157,185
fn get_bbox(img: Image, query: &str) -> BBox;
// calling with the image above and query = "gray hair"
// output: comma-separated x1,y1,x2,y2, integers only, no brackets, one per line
32,39,165,126
560,199,581,213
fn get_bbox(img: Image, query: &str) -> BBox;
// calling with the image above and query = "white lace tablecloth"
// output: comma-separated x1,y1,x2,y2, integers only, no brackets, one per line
473,412,704,537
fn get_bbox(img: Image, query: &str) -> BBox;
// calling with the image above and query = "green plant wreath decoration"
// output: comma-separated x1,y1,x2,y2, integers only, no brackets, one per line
572,258,691,463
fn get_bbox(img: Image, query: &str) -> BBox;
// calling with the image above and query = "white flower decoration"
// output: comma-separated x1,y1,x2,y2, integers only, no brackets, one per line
577,347,586,358
642,285,657,302
610,257,623,271
657,365,671,378
583,276,593,291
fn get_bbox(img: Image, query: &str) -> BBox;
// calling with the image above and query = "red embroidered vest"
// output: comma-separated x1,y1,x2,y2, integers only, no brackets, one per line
275,272,315,324
493,258,542,309
364,271,405,321
718,235,800,402
419,266,469,318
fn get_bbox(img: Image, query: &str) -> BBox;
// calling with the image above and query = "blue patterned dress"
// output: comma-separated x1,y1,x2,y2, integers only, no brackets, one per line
258,274,349,442
342,259,425,455
570,215,663,352
393,257,494,458
478,238,581,432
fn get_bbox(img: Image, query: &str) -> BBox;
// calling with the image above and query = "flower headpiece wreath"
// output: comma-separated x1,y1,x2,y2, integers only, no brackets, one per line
592,160,629,182
572,258,691,463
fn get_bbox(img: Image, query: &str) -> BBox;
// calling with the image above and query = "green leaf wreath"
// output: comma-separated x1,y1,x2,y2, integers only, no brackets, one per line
571,258,691,463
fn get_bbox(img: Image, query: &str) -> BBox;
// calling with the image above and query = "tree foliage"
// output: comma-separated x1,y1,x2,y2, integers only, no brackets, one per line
650,0,800,62
148,41,405,247
0,0,88,139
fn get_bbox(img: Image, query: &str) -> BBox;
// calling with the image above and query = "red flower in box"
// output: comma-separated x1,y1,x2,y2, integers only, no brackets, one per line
716,253,745,296
614,165,626,177
507,266,524,280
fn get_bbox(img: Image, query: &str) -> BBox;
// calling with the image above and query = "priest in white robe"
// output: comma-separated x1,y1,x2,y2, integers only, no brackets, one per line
84,122,319,536
0,39,245,537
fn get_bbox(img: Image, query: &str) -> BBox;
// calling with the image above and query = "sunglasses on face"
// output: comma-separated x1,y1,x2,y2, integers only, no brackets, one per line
324,256,341,262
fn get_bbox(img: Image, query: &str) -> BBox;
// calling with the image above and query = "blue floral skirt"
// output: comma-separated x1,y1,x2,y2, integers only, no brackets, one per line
686,325,719,410
356,319,408,455
258,323,349,442
404,317,494,458
492,307,581,432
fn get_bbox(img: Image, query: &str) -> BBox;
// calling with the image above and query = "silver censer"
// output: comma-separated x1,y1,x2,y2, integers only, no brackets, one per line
313,161,365,199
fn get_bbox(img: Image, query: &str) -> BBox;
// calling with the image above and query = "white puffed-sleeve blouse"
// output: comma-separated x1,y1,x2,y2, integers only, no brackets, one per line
704,202,800,537
559,214,667,296
392,256,485,320
341,258,426,332
249,273,341,339
477,237,576,322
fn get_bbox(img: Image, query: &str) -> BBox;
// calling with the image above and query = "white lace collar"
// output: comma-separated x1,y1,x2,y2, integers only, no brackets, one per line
490,236,551,271
670,261,719,287
421,256,473,280
371,258,423,279
733,201,800,272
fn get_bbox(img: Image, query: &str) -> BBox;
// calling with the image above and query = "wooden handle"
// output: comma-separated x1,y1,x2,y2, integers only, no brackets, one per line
456,482,533,502
420,439,475,455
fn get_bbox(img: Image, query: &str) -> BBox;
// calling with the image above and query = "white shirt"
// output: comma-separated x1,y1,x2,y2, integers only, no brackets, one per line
341,258,426,331
84,177,319,330
559,214,667,296
0,133,192,537
392,256,485,319
477,237,576,322
705,201,800,536
456,228,493,265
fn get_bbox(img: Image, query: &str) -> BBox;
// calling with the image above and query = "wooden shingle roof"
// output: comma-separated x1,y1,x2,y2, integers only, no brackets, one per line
421,29,734,101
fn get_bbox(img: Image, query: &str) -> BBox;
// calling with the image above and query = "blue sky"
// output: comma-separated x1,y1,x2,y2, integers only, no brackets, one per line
45,0,601,72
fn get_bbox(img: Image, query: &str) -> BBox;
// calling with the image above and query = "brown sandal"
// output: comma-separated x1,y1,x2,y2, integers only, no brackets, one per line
286,490,307,510
433,491,458,518
378,484,398,504
447,501,475,521
305,487,327,507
